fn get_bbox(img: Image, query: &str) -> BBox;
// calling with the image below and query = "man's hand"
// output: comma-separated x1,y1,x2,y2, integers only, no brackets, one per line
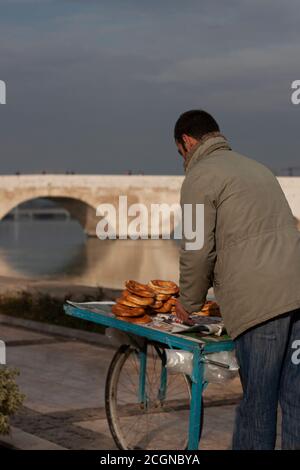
175,300,195,326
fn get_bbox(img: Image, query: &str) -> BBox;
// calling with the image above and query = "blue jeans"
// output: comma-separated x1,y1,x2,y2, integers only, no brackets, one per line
232,308,300,450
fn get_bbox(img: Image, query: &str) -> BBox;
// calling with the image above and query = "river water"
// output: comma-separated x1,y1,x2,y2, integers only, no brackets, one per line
0,219,180,289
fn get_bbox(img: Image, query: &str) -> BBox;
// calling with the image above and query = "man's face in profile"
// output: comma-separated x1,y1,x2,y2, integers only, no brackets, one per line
176,140,188,160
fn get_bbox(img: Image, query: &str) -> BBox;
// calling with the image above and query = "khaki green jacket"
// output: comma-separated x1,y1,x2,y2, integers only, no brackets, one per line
179,134,300,339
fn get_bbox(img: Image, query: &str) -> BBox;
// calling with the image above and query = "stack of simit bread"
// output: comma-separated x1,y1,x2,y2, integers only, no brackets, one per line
147,280,179,314
193,300,221,317
112,279,179,323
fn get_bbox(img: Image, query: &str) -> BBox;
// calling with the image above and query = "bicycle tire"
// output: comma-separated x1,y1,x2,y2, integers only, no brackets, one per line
105,344,204,450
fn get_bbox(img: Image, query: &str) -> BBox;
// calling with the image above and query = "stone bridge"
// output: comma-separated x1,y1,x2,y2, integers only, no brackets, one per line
0,175,299,236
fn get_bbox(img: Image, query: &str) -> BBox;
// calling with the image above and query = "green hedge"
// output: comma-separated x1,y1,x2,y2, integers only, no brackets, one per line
0,368,25,435
0,291,106,334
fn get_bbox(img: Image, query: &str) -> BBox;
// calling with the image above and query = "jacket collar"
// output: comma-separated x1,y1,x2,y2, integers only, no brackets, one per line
184,132,231,173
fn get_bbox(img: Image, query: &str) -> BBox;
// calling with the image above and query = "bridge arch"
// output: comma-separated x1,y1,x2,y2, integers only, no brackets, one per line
0,194,98,236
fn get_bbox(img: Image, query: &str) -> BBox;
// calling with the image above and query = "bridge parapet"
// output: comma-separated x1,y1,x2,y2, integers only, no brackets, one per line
0,175,298,236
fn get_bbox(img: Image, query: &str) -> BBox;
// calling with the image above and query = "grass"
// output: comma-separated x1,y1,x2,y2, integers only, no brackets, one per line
0,290,107,334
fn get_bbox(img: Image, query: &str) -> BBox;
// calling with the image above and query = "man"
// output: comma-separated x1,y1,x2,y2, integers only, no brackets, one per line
174,109,300,450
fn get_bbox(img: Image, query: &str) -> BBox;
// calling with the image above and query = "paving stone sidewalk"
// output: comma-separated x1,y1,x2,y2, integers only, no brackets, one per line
1,321,277,450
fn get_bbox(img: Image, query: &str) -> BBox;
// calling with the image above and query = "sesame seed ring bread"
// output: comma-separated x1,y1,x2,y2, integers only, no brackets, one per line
201,301,218,310
122,291,154,306
153,301,172,313
116,314,152,324
152,300,163,309
198,301,221,316
148,280,179,295
125,280,155,298
116,296,142,308
201,308,220,315
168,297,178,306
154,293,171,301
112,304,145,317
194,311,210,316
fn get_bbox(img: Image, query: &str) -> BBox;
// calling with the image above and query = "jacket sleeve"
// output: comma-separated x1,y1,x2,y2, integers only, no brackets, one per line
179,172,217,313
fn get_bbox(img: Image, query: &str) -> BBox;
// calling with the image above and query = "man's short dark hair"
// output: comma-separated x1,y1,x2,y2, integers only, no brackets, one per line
174,109,220,144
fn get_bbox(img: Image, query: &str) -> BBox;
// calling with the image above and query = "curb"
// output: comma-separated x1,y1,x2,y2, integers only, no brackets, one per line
0,313,113,349
203,395,241,407
0,426,66,450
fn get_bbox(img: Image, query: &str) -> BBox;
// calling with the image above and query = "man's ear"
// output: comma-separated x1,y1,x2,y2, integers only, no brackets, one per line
182,134,199,149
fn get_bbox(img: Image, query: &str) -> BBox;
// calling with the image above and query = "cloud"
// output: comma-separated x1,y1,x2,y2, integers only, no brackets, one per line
0,0,300,174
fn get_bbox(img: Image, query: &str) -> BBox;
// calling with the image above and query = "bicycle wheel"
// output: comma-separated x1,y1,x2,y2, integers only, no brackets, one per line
105,344,203,450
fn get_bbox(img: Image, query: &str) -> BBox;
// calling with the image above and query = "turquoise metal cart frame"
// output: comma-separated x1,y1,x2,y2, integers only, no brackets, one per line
64,303,234,450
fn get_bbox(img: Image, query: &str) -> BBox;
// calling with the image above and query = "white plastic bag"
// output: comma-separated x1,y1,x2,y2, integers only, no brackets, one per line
165,349,193,376
204,351,239,383
165,349,239,383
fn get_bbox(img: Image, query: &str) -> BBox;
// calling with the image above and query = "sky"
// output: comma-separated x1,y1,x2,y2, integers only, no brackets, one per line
0,0,300,175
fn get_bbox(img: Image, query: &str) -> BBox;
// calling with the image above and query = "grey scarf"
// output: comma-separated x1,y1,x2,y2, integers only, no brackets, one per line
184,132,231,173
